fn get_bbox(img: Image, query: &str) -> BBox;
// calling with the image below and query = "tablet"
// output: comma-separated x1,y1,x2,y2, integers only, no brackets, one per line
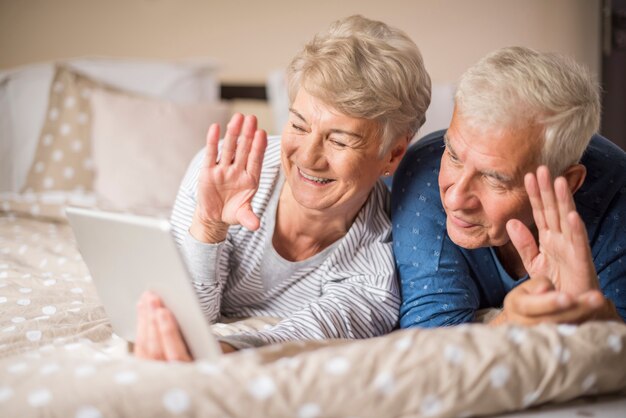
65,206,222,360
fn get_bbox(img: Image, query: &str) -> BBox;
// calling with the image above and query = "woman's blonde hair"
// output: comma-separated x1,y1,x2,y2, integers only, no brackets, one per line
286,15,431,156
455,46,601,175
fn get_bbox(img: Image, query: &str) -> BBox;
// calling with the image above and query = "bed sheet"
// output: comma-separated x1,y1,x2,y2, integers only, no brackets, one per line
1,208,625,418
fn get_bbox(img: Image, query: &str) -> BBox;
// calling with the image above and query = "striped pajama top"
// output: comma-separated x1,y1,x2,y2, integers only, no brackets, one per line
170,136,400,347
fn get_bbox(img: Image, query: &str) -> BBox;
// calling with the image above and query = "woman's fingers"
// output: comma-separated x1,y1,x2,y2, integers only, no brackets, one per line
219,113,244,165
219,114,262,171
233,116,257,169
145,293,165,360
134,293,150,358
134,292,192,362
157,308,192,362
241,114,257,139
246,130,268,178
237,203,261,231
205,123,220,168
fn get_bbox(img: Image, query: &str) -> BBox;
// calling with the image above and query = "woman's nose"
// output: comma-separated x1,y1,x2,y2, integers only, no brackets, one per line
299,136,325,167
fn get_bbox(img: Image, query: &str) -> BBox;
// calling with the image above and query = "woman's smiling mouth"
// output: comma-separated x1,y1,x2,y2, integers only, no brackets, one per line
298,168,334,185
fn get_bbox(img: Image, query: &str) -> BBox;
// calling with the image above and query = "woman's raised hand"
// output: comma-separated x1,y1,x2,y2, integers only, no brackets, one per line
190,114,268,243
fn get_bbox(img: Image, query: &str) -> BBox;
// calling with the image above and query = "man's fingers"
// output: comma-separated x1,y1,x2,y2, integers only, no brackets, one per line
506,286,572,318
525,172,547,231
527,277,554,294
568,211,594,262
157,308,192,362
536,300,600,324
506,219,539,275
554,177,576,240
537,166,561,233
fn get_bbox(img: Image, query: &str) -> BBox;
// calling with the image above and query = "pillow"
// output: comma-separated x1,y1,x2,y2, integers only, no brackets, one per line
20,65,117,194
89,88,231,211
230,98,275,134
0,58,219,193
0,63,56,192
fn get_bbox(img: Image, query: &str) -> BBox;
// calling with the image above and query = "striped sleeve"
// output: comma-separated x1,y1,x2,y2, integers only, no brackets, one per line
170,148,228,323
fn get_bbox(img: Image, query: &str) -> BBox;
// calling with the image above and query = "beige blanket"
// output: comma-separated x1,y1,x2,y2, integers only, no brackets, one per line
1,207,625,418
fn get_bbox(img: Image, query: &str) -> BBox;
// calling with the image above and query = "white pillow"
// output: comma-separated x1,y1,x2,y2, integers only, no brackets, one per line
417,83,456,140
90,88,231,211
0,57,219,192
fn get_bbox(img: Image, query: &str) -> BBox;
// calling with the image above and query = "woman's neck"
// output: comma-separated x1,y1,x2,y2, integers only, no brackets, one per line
272,183,363,261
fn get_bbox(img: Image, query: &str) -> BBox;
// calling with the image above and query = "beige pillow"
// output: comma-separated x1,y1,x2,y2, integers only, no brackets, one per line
21,65,118,193
90,88,231,210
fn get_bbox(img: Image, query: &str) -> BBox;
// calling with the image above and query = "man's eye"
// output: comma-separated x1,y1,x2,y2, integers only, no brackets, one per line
447,150,460,164
484,175,506,190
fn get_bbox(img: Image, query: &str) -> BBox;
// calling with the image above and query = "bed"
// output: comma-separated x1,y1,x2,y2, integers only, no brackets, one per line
1,58,625,418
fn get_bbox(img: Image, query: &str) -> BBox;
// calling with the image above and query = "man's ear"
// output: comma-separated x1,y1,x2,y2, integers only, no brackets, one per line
561,163,587,194
384,135,410,175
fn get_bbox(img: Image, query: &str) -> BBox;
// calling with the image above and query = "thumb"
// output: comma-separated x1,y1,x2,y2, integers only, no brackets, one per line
525,276,554,294
506,219,539,276
237,204,261,231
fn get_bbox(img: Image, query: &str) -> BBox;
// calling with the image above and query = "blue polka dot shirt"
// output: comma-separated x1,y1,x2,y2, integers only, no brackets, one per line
391,131,626,328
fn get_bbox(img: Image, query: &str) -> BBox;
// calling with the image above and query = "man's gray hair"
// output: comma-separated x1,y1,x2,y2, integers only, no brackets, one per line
455,46,600,175
286,15,432,157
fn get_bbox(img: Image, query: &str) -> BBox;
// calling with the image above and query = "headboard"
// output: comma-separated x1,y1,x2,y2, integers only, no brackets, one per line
219,83,277,135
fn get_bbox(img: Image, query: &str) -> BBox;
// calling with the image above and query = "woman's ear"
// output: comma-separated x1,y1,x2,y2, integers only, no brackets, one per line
384,135,410,176
561,163,587,194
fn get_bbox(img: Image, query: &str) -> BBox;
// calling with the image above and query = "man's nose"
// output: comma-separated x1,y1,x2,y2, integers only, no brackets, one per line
443,174,479,211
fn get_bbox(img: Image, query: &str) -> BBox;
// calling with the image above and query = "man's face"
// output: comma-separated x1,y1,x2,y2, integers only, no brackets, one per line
438,108,542,249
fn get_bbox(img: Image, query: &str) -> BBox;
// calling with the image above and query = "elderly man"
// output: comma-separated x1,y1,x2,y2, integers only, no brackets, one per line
392,46,626,327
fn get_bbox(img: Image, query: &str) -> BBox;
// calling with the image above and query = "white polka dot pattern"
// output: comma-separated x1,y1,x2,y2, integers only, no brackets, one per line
0,212,625,417
20,66,120,193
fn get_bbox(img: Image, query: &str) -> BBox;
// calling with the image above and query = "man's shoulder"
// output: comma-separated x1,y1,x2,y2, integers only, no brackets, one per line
577,134,626,210
393,130,446,194
583,134,626,169
406,129,447,161
576,134,626,249
391,129,447,241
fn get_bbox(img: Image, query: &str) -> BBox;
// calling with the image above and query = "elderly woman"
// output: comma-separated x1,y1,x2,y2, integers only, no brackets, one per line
134,15,431,360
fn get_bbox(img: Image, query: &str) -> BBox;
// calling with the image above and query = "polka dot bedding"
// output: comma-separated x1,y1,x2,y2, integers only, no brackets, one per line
1,210,626,417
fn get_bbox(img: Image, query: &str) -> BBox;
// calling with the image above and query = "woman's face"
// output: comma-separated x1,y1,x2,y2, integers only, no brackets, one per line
280,88,398,218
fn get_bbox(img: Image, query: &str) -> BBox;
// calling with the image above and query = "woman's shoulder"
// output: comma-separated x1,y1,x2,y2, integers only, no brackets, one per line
330,180,393,266
262,135,282,167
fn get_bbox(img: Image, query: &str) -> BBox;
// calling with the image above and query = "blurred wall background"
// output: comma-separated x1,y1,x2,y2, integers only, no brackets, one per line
0,0,601,84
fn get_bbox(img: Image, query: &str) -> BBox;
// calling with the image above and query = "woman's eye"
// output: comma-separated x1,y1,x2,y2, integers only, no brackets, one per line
331,139,347,148
291,123,306,132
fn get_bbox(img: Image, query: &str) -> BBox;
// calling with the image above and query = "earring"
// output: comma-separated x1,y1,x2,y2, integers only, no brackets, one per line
383,170,391,176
